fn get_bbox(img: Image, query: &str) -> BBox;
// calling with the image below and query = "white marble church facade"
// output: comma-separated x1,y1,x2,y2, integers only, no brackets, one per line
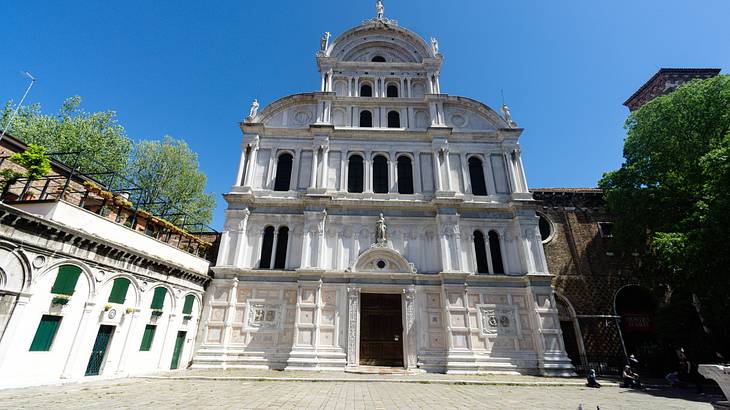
193,6,573,375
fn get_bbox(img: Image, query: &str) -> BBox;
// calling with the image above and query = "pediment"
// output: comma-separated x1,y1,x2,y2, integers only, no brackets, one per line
350,244,416,274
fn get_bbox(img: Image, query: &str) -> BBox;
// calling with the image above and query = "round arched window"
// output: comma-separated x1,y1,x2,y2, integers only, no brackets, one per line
538,213,553,243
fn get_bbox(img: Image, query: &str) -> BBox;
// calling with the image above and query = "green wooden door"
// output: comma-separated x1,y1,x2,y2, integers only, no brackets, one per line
170,331,186,370
85,325,115,376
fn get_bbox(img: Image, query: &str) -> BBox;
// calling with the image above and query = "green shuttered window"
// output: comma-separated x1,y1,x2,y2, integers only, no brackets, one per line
29,315,62,351
182,295,195,315
150,287,166,310
139,324,156,351
108,277,130,304
51,265,82,296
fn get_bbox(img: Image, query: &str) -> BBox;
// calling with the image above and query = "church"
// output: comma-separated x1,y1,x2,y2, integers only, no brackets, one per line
192,3,573,375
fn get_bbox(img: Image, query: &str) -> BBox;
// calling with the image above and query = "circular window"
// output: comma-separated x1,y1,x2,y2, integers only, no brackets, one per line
376,260,386,269
294,111,312,125
538,213,553,243
450,114,466,127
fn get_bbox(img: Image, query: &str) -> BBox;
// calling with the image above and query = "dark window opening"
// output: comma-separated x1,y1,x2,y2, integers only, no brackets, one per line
348,155,364,193
397,156,413,194
468,157,488,196
488,230,505,274
371,56,386,62
360,84,373,97
273,153,293,191
598,222,614,238
360,110,373,127
373,155,389,193
538,214,552,241
473,231,489,274
259,226,275,269
387,111,400,128
273,226,289,269
387,85,398,97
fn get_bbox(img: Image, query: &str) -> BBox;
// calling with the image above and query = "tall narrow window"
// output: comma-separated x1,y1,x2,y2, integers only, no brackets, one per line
51,265,82,296
373,155,389,193
360,84,373,97
108,277,131,304
29,315,62,351
468,156,488,196
348,155,364,193
151,287,167,310
488,230,505,274
182,295,195,315
273,226,289,269
397,156,413,194
387,84,398,97
139,324,156,351
273,153,293,191
473,231,489,274
360,110,373,127
387,111,400,128
259,226,275,269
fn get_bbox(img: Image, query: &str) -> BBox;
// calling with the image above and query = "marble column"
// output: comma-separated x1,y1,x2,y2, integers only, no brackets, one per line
346,287,361,367
403,288,418,370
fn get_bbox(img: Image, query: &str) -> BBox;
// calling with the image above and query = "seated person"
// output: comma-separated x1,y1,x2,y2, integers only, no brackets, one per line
622,365,642,388
586,369,601,388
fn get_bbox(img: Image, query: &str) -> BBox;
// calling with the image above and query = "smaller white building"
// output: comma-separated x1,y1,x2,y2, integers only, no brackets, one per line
0,192,210,387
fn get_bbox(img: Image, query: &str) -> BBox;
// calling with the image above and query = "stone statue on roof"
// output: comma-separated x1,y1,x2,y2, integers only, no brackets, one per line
430,37,439,55
501,104,516,128
320,32,331,52
246,99,259,122
376,0,384,19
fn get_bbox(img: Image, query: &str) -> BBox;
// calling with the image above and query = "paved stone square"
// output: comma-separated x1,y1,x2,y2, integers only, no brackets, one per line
0,376,719,409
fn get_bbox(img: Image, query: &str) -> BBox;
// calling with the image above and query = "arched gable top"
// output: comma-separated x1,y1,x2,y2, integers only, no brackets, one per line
443,96,512,131
249,93,318,127
351,245,416,274
327,23,433,63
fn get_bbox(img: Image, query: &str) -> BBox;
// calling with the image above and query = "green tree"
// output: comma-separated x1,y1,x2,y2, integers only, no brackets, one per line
1,144,52,196
1,96,132,175
599,75,730,357
127,136,215,226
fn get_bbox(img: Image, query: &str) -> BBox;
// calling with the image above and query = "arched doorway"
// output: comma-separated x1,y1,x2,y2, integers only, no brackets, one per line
555,294,585,369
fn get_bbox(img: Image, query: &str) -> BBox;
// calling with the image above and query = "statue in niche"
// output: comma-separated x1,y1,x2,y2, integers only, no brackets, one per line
430,37,439,55
376,213,387,244
501,104,516,128
246,99,259,121
376,0,384,19
320,32,331,52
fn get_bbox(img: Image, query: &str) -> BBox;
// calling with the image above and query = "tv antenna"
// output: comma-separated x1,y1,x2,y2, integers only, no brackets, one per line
0,71,37,142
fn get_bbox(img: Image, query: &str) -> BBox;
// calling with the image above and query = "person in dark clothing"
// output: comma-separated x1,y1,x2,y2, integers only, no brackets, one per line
586,369,601,388
622,365,642,388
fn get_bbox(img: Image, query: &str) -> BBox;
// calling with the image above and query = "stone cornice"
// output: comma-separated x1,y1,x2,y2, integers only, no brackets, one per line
0,203,210,287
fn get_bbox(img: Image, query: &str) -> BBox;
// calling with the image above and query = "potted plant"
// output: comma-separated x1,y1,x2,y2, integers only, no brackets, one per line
51,294,71,305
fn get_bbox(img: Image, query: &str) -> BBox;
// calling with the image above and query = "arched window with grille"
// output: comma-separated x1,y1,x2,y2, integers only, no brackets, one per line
273,226,288,269
360,84,373,97
468,156,488,196
259,226,275,269
373,155,389,193
397,156,413,194
386,84,398,97
488,230,505,274
473,231,489,274
348,155,364,193
273,153,293,191
360,110,373,127
387,111,400,128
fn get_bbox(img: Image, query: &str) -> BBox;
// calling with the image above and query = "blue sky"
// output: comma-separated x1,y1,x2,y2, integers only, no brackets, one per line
1,1,728,229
